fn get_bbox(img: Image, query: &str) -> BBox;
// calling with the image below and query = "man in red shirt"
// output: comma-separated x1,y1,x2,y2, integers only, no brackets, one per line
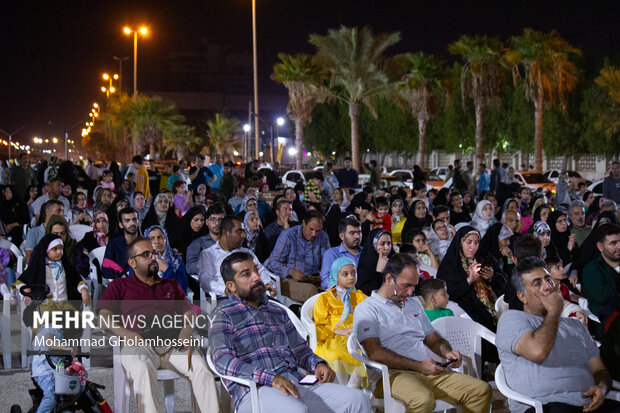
98,237,218,413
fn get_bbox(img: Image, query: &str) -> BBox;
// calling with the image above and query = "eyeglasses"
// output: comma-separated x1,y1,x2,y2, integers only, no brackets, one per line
131,250,157,260
209,217,223,223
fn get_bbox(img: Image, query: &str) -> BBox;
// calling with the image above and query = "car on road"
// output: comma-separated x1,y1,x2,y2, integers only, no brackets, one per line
543,169,583,183
430,167,449,181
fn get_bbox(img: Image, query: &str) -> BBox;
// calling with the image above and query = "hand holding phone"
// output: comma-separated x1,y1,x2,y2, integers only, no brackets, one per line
299,375,318,385
436,359,456,368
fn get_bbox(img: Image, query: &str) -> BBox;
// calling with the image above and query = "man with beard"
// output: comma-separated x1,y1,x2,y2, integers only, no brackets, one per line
582,224,620,318
353,253,492,412
320,216,363,289
185,203,226,274
569,200,592,247
210,251,371,413
197,215,276,299
98,237,219,413
102,207,140,279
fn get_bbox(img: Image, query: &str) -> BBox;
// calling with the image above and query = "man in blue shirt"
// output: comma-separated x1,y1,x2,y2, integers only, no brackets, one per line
477,162,490,196
335,157,359,189
320,216,362,289
207,154,224,194
189,155,216,191
269,210,330,302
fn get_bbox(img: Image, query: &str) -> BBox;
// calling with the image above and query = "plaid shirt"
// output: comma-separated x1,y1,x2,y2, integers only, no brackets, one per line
268,225,330,279
210,295,324,407
304,179,322,202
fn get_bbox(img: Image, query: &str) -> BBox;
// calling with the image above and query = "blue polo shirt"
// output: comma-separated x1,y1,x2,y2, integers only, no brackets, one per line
208,164,223,190
320,244,363,289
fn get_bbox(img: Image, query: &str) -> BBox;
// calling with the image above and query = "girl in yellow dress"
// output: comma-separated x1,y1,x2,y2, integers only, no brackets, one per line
313,257,368,388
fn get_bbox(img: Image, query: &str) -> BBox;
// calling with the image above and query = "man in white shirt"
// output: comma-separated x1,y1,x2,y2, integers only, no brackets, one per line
197,215,276,298
30,176,71,222
353,253,492,412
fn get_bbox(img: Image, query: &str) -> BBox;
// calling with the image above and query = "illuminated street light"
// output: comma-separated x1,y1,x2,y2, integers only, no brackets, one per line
123,26,148,101
276,117,285,126
288,147,297,156
52,137,58,144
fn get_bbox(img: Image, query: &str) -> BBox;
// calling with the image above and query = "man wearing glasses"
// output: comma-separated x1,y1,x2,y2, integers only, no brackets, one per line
185,203,226,275
102,207,140,279
98,237,219,413
353,253,492,412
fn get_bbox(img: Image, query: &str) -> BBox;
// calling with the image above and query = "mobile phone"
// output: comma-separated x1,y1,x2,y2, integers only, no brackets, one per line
298,375,318,385
436,359,455,368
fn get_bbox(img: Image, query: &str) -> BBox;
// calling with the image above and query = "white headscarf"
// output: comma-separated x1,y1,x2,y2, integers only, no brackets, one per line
469,200,496,238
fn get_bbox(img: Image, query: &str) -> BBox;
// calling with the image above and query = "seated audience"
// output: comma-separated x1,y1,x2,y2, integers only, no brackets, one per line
356,228,393,296
92,187,112,215
469,200,496,238
140,193,180,234
314,257,368,387
81,210,110,252
69,191,93,226
269,210,330,302
31,177,71,222
408,228,439,269
449,192,471,226
144,225,188,293
390,197,407,245
427,218,453,261
170,205,208,258
371,196,392,232
569,200,592,247
264,199,296,250
210,251,371,412
353,253,492,412
45,215,89,277
24,199,64,263
102,207,140,279
321,216,363,289
548,209,577,265
133,191,149,222
242,210,270,262
402,200,433,240
0,184,30,246
185,203,225,275
497,257,616,413
98,237,218,413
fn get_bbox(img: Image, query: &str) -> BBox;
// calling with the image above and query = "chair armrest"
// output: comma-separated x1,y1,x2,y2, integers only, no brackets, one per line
495,364,543,412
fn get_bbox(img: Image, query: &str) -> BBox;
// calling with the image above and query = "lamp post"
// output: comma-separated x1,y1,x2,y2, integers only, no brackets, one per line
0,126,25,161
243,124,251,161
64,121,84,160
275,117,285,163
123,26,148,102
251,0,260,159
112,56,129,92
101,73,119,98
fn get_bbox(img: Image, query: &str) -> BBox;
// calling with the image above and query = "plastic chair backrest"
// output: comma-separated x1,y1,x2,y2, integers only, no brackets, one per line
446,300,472,319
271,300,308,341
300,293,320,350
495,364,543,413
495,294,509,318
431,316,496,379
69,224,93,243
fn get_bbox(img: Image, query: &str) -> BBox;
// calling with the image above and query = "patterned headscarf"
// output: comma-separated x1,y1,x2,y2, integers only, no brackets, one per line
328,257,357,326
498,224,514,241
243,210,260,252
143,225,183,272
92,210,109,247
240,196,257,213
532,221,551,238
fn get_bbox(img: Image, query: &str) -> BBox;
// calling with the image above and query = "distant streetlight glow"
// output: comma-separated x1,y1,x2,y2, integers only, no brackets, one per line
243,124,251,132
288,147,297,156
123,26,149,101
276,117,285,126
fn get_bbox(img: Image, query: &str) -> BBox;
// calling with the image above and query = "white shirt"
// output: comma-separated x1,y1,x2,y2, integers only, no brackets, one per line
30,193,71,222
353,291,435,362
43,260,88,301
197,241,274,297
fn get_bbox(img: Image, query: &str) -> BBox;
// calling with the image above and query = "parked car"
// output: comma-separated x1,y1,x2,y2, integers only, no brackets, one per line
430,167,448,181
587,179,603,197
281,169,307,188
515,172,555,193
543,169,583,183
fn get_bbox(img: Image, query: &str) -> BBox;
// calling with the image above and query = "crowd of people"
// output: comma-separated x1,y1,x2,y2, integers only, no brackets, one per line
2,151,620,412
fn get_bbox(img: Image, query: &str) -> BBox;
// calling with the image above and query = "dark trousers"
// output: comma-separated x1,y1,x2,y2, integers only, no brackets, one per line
525,400,620,413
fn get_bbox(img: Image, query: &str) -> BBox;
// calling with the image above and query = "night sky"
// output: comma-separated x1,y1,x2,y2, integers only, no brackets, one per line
2,0,619,146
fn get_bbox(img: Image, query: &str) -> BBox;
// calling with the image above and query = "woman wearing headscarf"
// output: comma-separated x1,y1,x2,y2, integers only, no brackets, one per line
313,257,368,387
547,209,577,265
0,185,30,246
170,206,208,257
427,219,453,261
477,222,513,281
242,210,270,262
237,195,259,221
325,188,348,247
45,215,90,277
81,210,110,252
401,199,433,242
532,204,552,224
69,191,93,226
390,197,407,245
140,192,181,234
585,195,604,226
469,200,497,238
531,221,558,260
437,226,501,331
144,225,188,293
92,187,112,215
356,228,393,296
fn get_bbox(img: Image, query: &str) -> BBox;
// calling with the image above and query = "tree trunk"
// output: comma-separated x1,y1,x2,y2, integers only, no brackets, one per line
475,101,485,169
349,101,362,172
149,142,156,160
416,111,428,169
294,118,304,170
534,99,544,173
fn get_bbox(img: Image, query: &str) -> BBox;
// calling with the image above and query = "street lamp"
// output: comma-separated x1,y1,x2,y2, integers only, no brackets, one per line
243,124,251,160
101,73,119,98
275,116,285,163
123,26,148,102
251,0,260,159
112,56,129,91
64,121,84,160
0,126,25,161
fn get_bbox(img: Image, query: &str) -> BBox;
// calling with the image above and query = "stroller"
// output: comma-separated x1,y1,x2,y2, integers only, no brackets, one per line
10,284,112,413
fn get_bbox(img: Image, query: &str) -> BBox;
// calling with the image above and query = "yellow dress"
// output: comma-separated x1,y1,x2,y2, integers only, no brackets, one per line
313,288,368,385
392,216,407,244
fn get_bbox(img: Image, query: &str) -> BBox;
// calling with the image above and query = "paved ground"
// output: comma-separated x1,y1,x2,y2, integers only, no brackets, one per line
1,302,509,412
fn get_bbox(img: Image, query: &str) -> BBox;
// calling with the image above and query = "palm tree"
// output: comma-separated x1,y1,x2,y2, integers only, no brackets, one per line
99,92,134,163
163,123,202,161
389,53,445,169
129,96,185,158
309,26,400,171
507,28,581,172
207,113,242,160
593,66,620,142
272,53,325,169
449,35,506,167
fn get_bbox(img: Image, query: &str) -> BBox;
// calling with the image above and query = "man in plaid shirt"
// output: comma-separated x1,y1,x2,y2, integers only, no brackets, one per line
210,251,370,412
268,210,330,302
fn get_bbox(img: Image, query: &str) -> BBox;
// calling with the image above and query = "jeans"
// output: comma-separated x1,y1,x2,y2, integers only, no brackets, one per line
34,375,56,413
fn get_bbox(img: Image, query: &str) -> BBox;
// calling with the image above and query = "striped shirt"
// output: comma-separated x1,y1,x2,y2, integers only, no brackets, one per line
210,295,324,407
268,225,330,279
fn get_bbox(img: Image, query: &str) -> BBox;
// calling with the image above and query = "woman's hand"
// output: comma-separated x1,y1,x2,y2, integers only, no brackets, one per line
567,233,576,251
500,247,514,260
376,255,389,273
467,261,481,284
479,266,494,281
156,256,168,272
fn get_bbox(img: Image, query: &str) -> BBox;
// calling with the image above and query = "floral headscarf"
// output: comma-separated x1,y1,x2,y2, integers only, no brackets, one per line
143,225,183,273
240,195,257,213
328,257,357,326
92,210,109,247
243,210,260,252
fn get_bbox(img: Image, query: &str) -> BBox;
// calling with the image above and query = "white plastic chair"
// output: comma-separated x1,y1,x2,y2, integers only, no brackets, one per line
1,283,12,370
416,296,471,320
495,364,620,412
495,294,509,318
347,333,457,413
431,316,496,381
300,293,320,351
0,239,24,276
112,344,197,413
578,297,601,324
69,224,93,242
